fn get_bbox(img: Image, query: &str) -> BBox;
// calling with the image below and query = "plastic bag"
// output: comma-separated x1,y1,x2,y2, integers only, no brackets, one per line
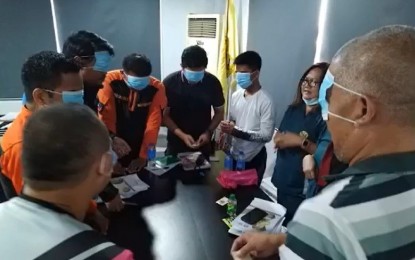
217,169,258,189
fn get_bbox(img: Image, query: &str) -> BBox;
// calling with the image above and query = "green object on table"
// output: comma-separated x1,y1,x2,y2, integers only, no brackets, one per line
227,194,237,219
222,217,233,228
155,155,179,167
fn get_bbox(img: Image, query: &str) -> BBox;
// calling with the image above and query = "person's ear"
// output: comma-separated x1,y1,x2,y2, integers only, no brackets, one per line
354,96,376,127
73,56,83,65
121,70,128,81
251,70,260,81
32,88,51,107
98,153,113,177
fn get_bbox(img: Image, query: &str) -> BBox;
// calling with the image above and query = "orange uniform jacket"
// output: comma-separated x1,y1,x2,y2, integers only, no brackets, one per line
0,106,97,212
97,70,167,159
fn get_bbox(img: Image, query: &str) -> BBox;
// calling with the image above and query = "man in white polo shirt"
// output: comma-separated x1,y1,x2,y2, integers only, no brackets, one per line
220,51,275,183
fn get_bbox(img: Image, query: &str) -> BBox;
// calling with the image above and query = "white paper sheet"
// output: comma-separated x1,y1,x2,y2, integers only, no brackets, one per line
109,174,149,199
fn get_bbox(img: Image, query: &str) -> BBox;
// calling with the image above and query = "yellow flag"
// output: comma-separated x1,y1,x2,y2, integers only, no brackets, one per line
217,0,239,116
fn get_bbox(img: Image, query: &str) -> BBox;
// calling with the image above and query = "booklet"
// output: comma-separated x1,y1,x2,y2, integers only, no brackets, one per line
228,198,286,236
109,174,149,199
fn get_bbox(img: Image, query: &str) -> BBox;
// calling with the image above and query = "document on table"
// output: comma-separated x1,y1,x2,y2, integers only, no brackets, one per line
110,174,149,199
229,198,286,236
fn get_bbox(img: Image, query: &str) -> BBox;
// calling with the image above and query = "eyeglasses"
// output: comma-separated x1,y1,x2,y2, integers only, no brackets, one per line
301,78,320,88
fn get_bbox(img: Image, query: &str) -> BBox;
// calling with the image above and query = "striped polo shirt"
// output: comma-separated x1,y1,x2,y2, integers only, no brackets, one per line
279,151,415,259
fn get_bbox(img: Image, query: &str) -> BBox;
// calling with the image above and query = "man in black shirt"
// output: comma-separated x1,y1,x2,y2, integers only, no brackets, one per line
163,45,225,157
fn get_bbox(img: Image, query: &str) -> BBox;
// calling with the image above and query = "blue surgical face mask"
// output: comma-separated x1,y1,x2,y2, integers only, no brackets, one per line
62,90,84,104
319,70,364,123
93,51,111,72
235,72,253,89
183,69,205,83
303,97,319,106
22,93,27,104
44,89,84,104
126,74,149,90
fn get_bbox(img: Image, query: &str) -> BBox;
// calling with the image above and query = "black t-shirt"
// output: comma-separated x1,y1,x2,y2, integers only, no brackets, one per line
163,70,224,153
84,84,100,112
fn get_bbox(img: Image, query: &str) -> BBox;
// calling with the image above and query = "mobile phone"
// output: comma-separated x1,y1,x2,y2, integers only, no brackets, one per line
241,208,268,225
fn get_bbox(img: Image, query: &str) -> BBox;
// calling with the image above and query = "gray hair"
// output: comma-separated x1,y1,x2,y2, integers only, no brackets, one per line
331,25,415,125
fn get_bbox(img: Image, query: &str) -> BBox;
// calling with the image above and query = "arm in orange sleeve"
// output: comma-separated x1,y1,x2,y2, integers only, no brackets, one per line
1,142,98,214
1,143,24,194
97,74,117,134
139,79,167,159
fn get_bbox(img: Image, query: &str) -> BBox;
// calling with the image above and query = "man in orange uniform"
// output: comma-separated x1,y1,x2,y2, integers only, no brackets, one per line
0,51,108,232
98,54,166,173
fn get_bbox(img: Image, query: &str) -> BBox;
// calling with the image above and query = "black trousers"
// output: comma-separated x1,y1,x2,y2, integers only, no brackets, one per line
232,147,267,185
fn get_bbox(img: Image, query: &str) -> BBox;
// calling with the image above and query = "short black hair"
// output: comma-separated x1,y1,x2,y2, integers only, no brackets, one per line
62,30,114,58
22,103,110,190
21,51,80,103
122,53,152,77
181,45,208,68
234,51,262,71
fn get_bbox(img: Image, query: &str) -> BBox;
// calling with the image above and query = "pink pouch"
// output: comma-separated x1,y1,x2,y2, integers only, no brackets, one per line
217,169,258,189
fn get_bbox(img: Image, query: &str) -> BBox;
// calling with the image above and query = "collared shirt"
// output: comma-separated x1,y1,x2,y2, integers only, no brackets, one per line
271,103,326,196
0,194,133,259
280,151,415,260
163,70,224,153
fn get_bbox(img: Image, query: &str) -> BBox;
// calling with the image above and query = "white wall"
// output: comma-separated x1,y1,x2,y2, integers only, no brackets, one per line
159,0,225,79
247,0,321,126
159,0,250,79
